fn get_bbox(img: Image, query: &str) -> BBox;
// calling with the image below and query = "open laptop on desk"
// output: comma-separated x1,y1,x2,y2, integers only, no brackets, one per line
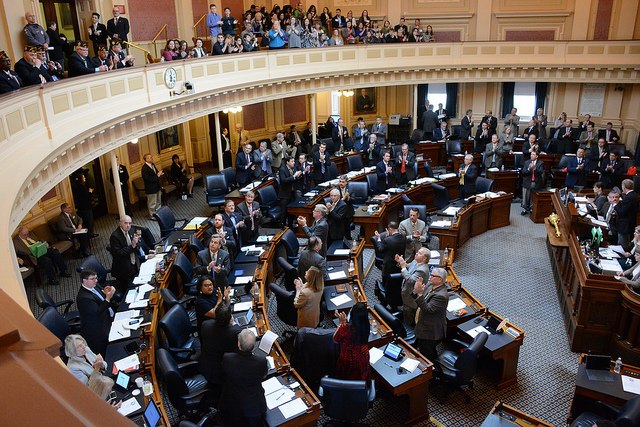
130,398,161,427
235,307,254,327
585,354,615,382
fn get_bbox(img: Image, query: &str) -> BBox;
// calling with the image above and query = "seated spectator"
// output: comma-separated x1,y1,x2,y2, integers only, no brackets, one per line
385,29,400,43
616,251,640,291
192,38,208,57
87,373,122,409
267,21,286,49
195,275,230,332
395,17,408,35
599,122,620,143
161,39,179,61
408,27,424,42
342,20,356,44
0,50,24,94
15,45,49,86
334,302,371,383
242,33,258,52
522,119,538,139
227,35,243,53
13,225,70,286
397,27,408,42
57,202,90,257
212,33,231,55
108,41,134,68
178,40,190,59
425,24,435,41
64,334,106,384
329,29,344,46
36,46,63,81
293,266,324,328
68,41,108,78
381,19,392,35
433,121,451,141
237,191,263,243
93,46,110,68
170,154,194,197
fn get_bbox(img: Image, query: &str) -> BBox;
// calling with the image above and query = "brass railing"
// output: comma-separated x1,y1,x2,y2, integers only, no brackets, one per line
123,41,154,64
193,13,207,40
151,24,168,58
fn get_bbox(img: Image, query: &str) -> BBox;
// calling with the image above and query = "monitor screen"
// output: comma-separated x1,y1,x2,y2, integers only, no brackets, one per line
144,398,161,427
383,343,402,361
115,371,130,389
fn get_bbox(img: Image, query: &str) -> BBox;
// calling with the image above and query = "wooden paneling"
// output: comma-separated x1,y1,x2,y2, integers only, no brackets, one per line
283,95,307,124
128,0,179,40
243,102,265,131
40,187,57,202
594,0,614,40
127,141,141,164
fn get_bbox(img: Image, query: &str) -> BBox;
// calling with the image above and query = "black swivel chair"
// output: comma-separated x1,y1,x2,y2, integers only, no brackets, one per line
374,273,404,312
327,163,339,181
188,234,205,256
291,327,340,392
277,256,298,291
269,283,297,332
172,251,199,296
319,377,376,423
434,331,488,403
370,231,386,272
373,303,416,345
256,185,282,224
411,129,425,144
347,155,364,172
35,289,81,330
366,174,378,195
475,177,494,194
37,306,72,362
204,174,227,211
156,348,210,419
570,396,640,427
154,206,188,239
77,255,115,287
280,229,300,267
347,181,369,207
159,304,201,362
160,288,197,325
219,167,236,192
432,183,451,209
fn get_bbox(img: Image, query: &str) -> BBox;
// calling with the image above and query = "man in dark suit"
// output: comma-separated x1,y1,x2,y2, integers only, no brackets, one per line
141,153,163,217
459,109,474,140
278,156,300,227
76,268,117,356
222,200,245,247
474,121,493,154
196,235,231,288
209,213,238,259
68,41,108,78
565,148,589,189
457,154,478,199
0,51,23,94
395,143,416,185
433,121,451,141
436,103,448,124
13,225,70,286
337,176,354,233
521,151,545,215
297,236,328,280
577,114,595,134
56,203,90,257
312,142,331,184
199,305,242,404
106,7,130,46
412,267,448,361
371,116,387,145
294,153,312,198
376,151,394,193
481,110,498,133
364,134,382,166
88,12,108,56
331,9,347,28
327,189,347,243
556,119,575,153
237,191,262,243
332,118,352,152
302,122,314,154
522,119,539,140
599,122,620,143
109,215,141,292
220,329,268,427
590,138,609,172
600,152,624,190
421,104,438,140
298,204,329,256
236,143,256,187
14,45,49,86
396,248,431,325
374,222,406,285
615,179,638,248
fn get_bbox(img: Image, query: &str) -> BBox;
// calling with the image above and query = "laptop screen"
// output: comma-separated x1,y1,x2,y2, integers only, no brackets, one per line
143,398,161,427
115,371,130,389
246,308,254,323
586,354,611,371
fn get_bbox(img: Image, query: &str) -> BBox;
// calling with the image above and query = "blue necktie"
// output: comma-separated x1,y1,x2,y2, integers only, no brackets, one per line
91,288,114,317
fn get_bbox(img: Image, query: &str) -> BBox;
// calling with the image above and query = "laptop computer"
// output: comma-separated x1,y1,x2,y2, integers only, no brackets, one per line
131,398,161,427
113,371,132,393
585,354,615,382
235,307,254,327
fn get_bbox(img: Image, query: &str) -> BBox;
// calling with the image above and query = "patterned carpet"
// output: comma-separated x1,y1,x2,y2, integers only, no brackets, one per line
25,187,579,426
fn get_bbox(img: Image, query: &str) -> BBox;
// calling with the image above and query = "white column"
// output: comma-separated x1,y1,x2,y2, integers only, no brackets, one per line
110,151,125,218
214,112,224,170
412,84,418,130
311,93,317,146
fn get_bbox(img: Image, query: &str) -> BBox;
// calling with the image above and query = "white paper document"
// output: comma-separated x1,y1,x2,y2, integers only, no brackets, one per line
330,293,352,307
467,325,490,338
266,387,295,409
400,358,420,373
108,322,131,342
447,298,467,312
138,259,158,277
128,299,149,309
117,397,142,416
622,375,640,395
328,271,347,280
442,206,461,215
333,249,351,255
73,228,88,234
234,276,253,284
114,354,139,372
262,377,283,395
256,235,273,243
233,301,253,312
279,398,307,419
599,248,621,259
431,220,452,228
133,275,153,285
369,347,384,364
430,250,441,258
304,191,316,197
114,310,140,323
138,284,155,294
259,330,278,354
438,173,457,179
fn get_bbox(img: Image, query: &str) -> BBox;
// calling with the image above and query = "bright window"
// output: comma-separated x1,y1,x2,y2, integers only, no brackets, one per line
427,83,447,110
513,82,536,121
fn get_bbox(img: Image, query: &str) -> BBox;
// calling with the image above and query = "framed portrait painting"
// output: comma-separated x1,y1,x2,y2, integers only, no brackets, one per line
157,125,180,153
354,87,376,114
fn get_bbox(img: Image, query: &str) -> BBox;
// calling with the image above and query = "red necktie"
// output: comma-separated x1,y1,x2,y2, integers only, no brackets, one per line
531,162,535,182
401,155,406,173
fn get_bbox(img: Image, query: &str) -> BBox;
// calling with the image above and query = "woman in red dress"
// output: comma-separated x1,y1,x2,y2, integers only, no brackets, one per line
333,302,371,383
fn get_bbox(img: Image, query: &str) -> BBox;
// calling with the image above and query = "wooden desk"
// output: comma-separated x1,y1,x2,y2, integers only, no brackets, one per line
531,191,554,223
456,311,525,389
332,152,364,174
415,141,445,166
370,338,433,426
481,401,556,427
226,178,275,206
451,154,483,173
264,368,322,427
486,170,519,194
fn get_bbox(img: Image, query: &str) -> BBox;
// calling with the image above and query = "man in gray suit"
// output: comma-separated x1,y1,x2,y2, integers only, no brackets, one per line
398,207,428,261
297,204,329,256
412,266,448,361
253,140,272,178
371,116,387,145
396,248,431,325
484,134,504,169
196,235,231,288
297,236,328,280
421,104,438,139
57,203,90,257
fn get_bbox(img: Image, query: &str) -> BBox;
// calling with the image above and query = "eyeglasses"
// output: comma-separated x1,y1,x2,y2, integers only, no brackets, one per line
429,274,442,279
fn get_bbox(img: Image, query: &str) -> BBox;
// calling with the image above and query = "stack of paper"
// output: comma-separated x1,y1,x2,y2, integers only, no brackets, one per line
330,293,351,307
442,206,461,216
431,220,452,228
447,298,466,312
328,271,347,280
438,173,457,179
369,347,384,364
108,309,141,342
114,354,140,372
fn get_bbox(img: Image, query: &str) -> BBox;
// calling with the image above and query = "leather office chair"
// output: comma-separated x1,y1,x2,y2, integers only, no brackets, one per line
188,234,205,256
37,306,72,362
277,256,298,292
255,185,282,224
160,288,197,325
570,396,640,427
370,231,387,272
403,205,428,223
156,348,210,418
374,273,404,312
132,224,159,248
373,303,416,346
475,177,494,194
269,283,297,330
35,289,81,330
432,183,451,210
451,125,463,140
320,138,335,155
172,251,199,296
347,155,364,172
366,174,378,195
159,304,201,362
153,206,187,239
291,327,340,391
318,377,375,423
347,181,369,207
446,140,462,156
204,174,227,211
609,144,627,158
77,255,114,287
327,163,339,181
280,229,300,267
411,129,425,144
219,167,236,191
434,331,488,402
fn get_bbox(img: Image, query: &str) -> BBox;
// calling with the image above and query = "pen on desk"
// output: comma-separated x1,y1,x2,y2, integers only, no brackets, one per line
383,362,394,369
275,391,285,401
117,331,124,336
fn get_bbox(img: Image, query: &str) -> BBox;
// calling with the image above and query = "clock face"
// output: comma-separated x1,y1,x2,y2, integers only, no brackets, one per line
164,67,177,89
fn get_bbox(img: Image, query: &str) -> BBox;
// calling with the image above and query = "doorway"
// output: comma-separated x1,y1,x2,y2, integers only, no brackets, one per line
39,0,81,42
208,112,230,170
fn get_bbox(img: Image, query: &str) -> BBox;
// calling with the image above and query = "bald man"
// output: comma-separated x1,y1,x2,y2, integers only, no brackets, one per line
109,215,140,292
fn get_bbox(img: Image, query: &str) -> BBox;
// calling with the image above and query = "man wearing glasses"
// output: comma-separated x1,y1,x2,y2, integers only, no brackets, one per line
68,41,108,78
76,268,117,356
412,267,448,361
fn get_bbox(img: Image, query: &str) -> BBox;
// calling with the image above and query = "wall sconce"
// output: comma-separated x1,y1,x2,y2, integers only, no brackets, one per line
131,138,138,144
337,90,354,97
223,106,243,114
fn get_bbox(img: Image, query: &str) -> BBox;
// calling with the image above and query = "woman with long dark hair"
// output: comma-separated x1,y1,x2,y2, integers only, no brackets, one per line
334,302,371,383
